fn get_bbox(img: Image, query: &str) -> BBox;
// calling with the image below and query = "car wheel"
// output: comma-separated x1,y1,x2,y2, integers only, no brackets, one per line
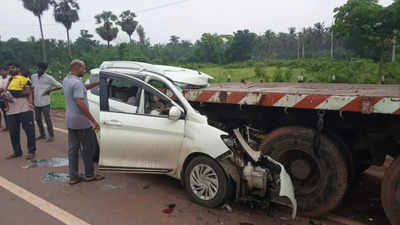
184,156,229,208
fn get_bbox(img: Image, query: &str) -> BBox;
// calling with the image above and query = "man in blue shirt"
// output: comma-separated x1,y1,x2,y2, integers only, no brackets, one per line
63,59,104,185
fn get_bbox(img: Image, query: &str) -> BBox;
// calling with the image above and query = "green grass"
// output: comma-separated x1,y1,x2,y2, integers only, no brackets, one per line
50,74,89,110
199,66,304,83
50,90,65,110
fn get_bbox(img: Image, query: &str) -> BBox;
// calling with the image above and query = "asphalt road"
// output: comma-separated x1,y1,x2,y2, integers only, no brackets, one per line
0,112,389,225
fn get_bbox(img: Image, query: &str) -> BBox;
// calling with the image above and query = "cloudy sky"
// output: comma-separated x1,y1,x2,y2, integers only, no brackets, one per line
0,0,394,44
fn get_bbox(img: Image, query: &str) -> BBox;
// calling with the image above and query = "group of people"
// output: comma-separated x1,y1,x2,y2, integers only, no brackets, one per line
0,59,104,185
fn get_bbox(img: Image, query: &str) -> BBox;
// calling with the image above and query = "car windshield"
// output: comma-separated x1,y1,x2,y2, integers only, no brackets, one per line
173,81,208,90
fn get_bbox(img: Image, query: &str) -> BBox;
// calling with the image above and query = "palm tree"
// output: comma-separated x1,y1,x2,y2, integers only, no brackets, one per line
50,0,79,59
116,10,138,42
95,11,119,47
136,25,146,46
21,0,51,62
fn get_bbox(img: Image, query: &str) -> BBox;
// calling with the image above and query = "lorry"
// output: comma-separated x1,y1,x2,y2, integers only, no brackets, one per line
88,61,400,224
184,81,400,224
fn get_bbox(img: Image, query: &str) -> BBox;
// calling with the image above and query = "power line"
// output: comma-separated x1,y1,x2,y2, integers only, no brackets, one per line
136,0,191,13
0,0,192,27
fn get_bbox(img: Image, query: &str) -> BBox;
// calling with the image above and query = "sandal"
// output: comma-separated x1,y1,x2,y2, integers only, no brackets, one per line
69,177,82,185
84,174,105,182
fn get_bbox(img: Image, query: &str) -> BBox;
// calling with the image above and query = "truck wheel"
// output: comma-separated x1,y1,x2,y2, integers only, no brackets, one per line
183,156,229,208
325,131,356,186
259,126,348,216
381,156,400,225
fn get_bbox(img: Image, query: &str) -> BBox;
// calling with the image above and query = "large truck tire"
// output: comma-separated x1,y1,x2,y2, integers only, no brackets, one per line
381,156,400,225
259,126,348,216
325,130,357,186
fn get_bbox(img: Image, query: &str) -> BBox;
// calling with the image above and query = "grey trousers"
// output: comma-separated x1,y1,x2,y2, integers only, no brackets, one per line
68,128,96,180
35,105,54,138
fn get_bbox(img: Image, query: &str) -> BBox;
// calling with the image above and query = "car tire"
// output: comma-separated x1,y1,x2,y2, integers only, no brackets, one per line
184,156,229,208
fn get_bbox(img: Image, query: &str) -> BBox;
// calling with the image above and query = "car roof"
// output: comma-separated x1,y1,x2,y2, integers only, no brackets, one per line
92,68,175,85
99,61,213,86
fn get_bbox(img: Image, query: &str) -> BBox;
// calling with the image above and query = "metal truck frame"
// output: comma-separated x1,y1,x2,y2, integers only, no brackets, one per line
183,82,400,224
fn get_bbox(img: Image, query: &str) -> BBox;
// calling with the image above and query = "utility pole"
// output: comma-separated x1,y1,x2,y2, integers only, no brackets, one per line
392,30,397,63
297,36,300,59
331,29,334,59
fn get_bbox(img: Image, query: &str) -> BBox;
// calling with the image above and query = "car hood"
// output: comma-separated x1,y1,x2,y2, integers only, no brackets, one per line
154,65,213,87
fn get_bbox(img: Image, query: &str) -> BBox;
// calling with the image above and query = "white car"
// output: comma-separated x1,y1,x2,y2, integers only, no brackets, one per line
88,64,297,217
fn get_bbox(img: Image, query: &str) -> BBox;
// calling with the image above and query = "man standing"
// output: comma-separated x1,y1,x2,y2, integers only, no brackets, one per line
31,62,62,142
63,59,104,185
5,64,36,160
0,67,10,131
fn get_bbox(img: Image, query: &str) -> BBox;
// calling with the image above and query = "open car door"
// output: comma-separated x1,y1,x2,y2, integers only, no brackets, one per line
98,71,185,174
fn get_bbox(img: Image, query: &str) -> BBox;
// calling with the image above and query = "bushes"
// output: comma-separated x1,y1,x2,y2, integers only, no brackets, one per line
195,59,400,84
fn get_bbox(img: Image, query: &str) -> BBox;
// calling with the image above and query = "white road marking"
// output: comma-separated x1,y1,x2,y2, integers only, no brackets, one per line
54,126,68,134
0,176,90,225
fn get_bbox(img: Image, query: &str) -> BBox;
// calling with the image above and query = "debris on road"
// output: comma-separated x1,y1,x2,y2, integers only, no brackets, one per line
23,157,68,169
42,172,70,183
142,184,151,190
102,184,126,191
162,204,176,214
221,203,233,213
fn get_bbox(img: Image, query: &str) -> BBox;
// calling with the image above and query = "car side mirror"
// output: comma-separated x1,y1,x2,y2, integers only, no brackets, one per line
168,106,182,121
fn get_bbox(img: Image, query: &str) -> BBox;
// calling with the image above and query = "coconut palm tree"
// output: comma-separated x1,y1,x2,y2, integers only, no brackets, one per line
50,0,80,59
21,0,51,62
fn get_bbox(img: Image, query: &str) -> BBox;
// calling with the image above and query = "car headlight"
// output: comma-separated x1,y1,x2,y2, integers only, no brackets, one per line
221,135,235,150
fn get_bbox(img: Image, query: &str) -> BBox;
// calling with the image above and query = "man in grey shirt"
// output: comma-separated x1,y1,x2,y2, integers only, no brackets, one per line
63,59,104,185
31,62,62,142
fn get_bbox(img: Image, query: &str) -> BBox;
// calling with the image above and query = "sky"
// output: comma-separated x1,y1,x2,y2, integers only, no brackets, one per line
0,0,394,45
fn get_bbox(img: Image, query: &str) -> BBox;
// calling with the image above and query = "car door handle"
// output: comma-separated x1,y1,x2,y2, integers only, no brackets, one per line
104,120,123,127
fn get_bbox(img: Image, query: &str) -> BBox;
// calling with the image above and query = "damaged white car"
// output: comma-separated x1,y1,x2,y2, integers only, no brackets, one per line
89,66,297,218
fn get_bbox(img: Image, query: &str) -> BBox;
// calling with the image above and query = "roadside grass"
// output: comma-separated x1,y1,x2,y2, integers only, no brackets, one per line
50,74,89,110
199,66,304,83
50,90,65,110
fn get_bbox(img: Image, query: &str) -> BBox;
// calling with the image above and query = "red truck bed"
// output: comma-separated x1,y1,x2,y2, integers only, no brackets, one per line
184,82,400,115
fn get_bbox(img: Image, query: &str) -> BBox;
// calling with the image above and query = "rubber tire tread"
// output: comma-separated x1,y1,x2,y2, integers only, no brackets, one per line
259,126,348,217
381,156,400,225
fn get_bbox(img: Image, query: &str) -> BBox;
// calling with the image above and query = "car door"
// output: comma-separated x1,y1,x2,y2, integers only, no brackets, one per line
98,71,185,173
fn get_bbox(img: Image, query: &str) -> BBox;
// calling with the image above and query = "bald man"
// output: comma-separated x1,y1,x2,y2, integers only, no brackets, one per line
63,60,103,185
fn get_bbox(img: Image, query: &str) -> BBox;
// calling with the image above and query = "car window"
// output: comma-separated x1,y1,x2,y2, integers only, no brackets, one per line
143,89,173,117
148,79,184,109
107,77,139,114
90,73,100,96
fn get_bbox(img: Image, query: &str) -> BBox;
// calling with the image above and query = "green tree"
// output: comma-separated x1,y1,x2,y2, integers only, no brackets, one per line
169,35,180,45
74,30,98,52
21,0,51,62
194,33,225,63
136,25,148,46
95,11,119,47
117,10,138,42
50,0,80,59
226,30,257,62
333,0,398,76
